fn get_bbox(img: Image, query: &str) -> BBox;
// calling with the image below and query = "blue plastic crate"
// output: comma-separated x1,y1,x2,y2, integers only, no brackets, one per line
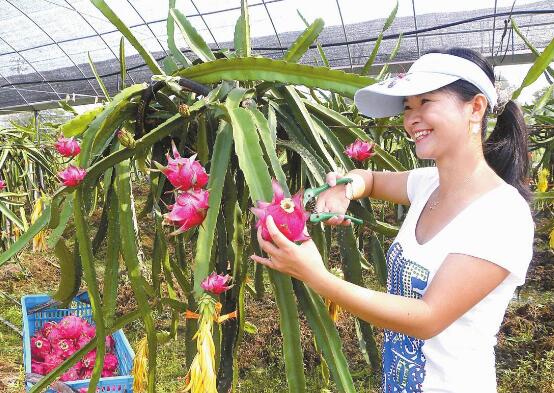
22,294,135,392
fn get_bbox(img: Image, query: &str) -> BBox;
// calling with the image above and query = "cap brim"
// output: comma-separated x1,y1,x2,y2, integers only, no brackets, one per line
354,72,460,118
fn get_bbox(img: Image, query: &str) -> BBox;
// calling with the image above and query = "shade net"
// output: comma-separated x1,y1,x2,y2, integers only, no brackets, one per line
0,0,553,112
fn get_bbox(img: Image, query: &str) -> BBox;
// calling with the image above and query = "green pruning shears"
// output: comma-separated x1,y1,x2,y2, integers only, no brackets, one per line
303,177,364,225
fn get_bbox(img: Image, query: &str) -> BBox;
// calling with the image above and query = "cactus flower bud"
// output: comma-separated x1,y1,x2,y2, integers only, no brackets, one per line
116,128,136,149
178,104,190,117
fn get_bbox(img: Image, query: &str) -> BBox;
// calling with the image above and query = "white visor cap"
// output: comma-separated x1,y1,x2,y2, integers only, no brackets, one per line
354,53,497,118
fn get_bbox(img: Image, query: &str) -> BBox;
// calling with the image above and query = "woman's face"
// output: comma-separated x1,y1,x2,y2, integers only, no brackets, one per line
402,89,472,160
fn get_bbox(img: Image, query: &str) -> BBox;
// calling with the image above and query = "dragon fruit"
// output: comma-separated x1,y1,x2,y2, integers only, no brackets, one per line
81,368,93,379
0,180,5,190
251,180,310,242
46,326,64,342
31,360,46,375
39,321,57,338
344,139,375,162
105,335,115,352
42,353,64,374
58,315,85,339
75,334,92,350
51,338,77,359
60,364,82,382
30,315,119,382
103,352,119,371
54,136,81,158
81,350,97,370
58,165,86,187
81,321,96,338
101,369,116,378
30,335,51,361
164,189,210,234
201,273,232,295
158,141,208,191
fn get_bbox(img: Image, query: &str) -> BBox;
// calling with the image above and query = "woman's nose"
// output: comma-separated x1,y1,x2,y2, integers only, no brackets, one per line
404,109,420,127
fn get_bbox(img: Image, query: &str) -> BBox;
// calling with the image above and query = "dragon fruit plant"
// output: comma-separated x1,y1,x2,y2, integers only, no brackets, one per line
14,1,405,392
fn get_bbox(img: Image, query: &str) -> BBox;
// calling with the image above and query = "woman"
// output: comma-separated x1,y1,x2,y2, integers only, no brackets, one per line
250,48,534,392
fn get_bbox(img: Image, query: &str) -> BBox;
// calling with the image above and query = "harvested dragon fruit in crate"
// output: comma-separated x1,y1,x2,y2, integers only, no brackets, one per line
22,294,134,392
30,315,118,381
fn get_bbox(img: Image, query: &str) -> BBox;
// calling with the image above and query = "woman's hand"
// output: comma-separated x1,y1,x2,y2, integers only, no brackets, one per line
314,171,353,226
250,216,328,284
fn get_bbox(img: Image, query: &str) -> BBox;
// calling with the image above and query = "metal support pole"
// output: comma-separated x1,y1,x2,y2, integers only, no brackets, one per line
34,110,44,193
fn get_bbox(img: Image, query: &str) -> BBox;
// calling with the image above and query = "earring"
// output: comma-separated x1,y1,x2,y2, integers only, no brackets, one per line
468,121,480,135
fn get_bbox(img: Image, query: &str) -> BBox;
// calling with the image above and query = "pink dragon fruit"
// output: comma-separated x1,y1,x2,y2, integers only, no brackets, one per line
39,321,57,338
58,165,86,187
344,139,375,162
54,136,81,158
105,335,115,352
58,315,85,339
201,273,232,295
42,353,64,374
0,180,6,191
164,189,210,235
81,321,96,338
76,334,92,350
31,360,46,375
60,364,82,382
81,368,93,379
158,141,208,191
81,350,96,370
51,338,77,359
103,352,119,371
101,369,116,378
31,335,51,361
47,325,64,343
251,180,310,242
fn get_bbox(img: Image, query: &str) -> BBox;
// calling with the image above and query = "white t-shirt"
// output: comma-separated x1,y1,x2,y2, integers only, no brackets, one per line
381,167,534,393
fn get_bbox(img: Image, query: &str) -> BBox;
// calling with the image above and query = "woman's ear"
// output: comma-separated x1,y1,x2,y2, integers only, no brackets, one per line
469,93,488,122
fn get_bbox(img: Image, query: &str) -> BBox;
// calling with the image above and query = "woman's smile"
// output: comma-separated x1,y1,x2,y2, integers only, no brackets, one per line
413,129,433,143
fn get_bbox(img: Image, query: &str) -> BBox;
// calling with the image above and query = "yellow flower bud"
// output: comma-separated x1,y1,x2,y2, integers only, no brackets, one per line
116,128,136,149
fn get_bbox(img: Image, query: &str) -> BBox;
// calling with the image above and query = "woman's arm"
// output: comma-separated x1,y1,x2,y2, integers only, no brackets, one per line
316,170,411,226
307,253,509,339
252,217,509,340
370,170,411,205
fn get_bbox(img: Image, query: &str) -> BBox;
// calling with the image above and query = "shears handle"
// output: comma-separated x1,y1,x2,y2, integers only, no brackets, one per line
303,177,353,206
309,212,364,225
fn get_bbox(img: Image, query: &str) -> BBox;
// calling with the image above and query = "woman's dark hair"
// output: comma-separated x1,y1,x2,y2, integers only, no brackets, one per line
427,47,531,200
